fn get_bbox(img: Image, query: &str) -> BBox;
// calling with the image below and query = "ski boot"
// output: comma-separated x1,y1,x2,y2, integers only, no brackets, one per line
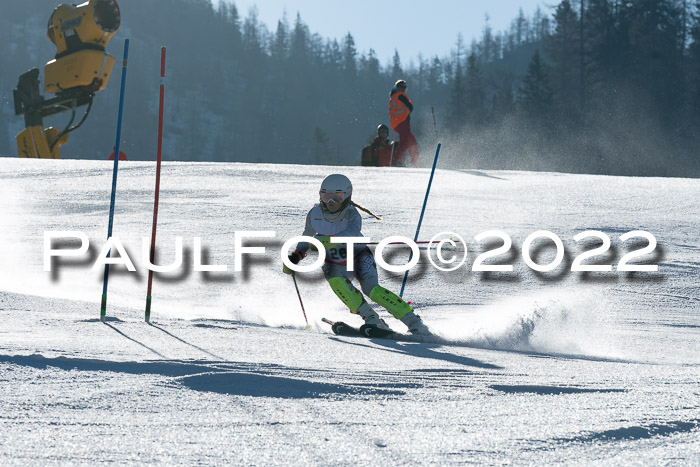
400,311,431,336
369,286,430,335
357,302,390,330
327,277,390,331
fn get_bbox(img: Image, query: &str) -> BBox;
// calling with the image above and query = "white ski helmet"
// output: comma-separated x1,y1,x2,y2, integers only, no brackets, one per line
319,174,352,208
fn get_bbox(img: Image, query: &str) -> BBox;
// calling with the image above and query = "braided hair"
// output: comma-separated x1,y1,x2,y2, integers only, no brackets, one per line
351,201,381,221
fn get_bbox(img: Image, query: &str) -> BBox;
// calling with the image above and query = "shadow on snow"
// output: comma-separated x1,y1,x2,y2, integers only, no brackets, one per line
0,354,404,399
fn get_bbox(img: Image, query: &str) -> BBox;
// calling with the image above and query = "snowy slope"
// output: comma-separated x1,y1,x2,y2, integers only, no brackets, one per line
0,158,698,464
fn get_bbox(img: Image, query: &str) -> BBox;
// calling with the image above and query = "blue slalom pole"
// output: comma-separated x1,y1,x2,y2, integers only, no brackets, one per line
101,39,130,322
399,143,441,298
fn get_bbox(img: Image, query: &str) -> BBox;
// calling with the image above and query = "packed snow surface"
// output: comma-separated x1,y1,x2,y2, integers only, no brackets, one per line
0,159,698,464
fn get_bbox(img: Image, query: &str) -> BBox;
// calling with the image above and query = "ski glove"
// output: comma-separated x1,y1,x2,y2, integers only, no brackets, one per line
283,250,305,275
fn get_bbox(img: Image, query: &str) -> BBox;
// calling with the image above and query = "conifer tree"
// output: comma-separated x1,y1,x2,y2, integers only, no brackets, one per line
464,53,487,125
547,0,581,117
343,33,358,77
518,50,554,120
448,61,466,128
391,50,403,79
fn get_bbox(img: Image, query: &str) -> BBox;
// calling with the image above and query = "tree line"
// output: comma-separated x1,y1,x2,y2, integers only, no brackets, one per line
1,0,698,177
439,0,700,176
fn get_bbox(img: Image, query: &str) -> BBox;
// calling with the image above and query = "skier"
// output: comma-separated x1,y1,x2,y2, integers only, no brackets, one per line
283,174,430,335
389,79,420,166
361,124,396,167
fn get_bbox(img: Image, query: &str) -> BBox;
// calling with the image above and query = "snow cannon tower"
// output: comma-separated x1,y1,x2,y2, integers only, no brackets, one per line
13,0,121,159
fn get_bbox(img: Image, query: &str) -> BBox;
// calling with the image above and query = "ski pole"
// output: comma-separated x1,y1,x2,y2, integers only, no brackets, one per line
100,38,130,323
431,107,439,140
291,273,311,330
145,46,167,323
399,142,441,298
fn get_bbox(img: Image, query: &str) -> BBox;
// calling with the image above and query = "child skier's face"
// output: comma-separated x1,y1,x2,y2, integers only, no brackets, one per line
321,192,344,212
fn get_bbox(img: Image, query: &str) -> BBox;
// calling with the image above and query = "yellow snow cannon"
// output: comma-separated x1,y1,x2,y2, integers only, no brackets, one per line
13,0,121,159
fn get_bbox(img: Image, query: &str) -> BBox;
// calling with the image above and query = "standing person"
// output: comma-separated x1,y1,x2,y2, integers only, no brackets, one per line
283,174,430,335
389,79,420,166
361,124,395,167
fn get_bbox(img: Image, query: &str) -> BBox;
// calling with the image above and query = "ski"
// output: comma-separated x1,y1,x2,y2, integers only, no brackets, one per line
321,317,396,338
321,318,362,336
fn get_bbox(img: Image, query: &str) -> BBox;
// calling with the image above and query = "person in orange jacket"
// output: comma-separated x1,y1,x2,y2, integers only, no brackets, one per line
388,79,420,166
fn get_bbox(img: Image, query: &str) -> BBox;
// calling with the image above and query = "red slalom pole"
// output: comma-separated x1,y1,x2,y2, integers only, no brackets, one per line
145,46,166,323
365,240,440,246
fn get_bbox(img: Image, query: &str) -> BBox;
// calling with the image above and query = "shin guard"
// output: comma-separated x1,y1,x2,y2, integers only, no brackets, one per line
369,286,412,319
328,277,364,313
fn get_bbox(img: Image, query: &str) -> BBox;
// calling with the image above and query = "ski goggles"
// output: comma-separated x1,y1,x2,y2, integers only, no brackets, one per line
320,191,345,203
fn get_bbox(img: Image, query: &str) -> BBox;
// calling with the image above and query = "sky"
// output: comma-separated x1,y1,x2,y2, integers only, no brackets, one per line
224,0,548,65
